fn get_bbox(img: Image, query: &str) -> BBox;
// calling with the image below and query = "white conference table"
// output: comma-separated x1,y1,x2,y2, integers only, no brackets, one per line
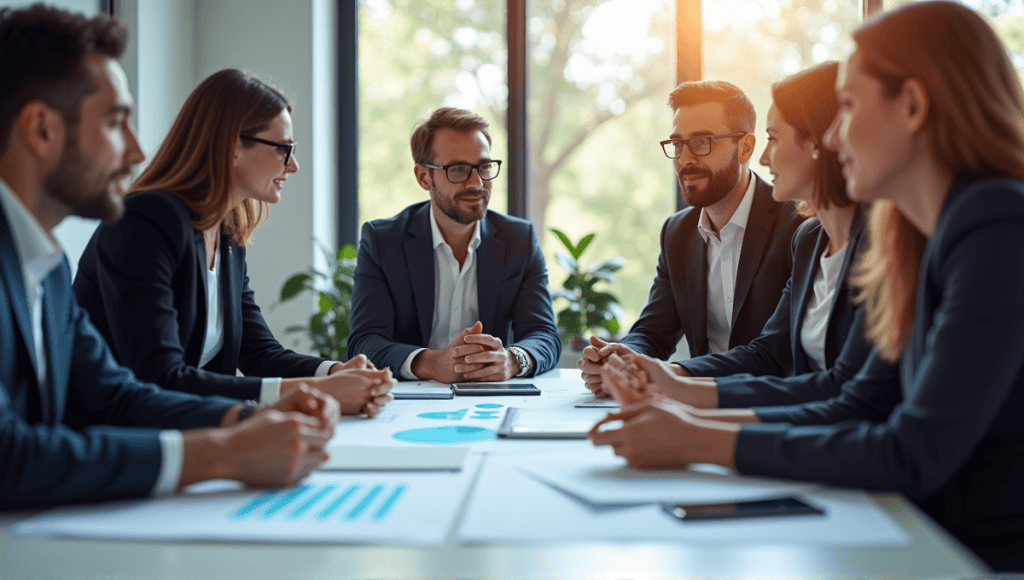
0,370,989,579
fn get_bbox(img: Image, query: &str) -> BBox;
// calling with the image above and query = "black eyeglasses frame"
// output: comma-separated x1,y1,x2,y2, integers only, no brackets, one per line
240,135,296,167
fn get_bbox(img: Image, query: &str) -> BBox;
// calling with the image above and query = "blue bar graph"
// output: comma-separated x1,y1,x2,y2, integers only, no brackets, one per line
372,485,407,521
234,490,280,518
261,485,312,518
317,484,361,520
289,484,337,519
233,482,409,523
346,485,385,521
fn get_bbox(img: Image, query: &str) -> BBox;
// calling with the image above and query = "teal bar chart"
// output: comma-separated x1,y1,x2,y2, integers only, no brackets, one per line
235,483,410,523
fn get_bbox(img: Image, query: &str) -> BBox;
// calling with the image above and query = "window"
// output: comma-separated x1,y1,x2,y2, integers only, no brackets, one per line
358,0,508,226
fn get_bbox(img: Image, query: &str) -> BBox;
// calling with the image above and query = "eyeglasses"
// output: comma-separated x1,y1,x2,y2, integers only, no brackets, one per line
422,160,502,184
660,132,746,158
240,135,296,167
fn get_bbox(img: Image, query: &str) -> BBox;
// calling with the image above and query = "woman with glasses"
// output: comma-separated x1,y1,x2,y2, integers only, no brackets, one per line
603,62,884,414
74,69,394,416
592,1,1024,569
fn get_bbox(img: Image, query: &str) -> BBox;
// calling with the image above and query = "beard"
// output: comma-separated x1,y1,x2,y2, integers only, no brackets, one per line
431,181,489,225
677,152,742,208
42,133,129,222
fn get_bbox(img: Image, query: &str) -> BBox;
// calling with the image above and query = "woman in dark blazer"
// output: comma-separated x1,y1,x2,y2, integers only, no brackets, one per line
75,69,394,416
604,62,881,410
591,1,1024,570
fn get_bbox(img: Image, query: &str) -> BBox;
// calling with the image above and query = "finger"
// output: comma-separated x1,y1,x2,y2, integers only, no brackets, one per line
451,344,487,358
463,334,502,349
459,363,505,380
578,357,603,375
372,393,393,406
461,350,505,365
452,361,487,374
589,335,609,349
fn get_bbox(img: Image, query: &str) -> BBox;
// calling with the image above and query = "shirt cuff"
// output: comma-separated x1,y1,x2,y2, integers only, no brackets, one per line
400,348,427,380
153,430,184,496
315,360,340,377
259,377,282,404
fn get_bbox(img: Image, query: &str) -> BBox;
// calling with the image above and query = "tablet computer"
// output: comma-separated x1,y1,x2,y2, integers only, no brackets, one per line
451,382,541,396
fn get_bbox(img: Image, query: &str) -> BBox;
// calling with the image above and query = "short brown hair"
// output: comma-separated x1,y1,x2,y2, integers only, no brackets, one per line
129,69,291,246
771,61,852,217
0,3,127,156
410,107,491,166
668,80,756,134
851,0,1024,361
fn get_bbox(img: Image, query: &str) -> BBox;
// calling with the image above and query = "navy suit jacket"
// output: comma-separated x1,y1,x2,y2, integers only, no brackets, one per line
348,201,561,377
0,204,235,508
736,179,1024,568
74,191,327,401
680,208,875,407
619,174,805,359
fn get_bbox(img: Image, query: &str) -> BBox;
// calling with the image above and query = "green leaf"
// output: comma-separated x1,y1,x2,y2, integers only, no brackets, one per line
606,318,621,335
573,233,596,260
554,253,579,274
340,243,358,260
318,293,333,314
551,289,577,302
550,228,574,253
587,256,626,276
279,273,312,301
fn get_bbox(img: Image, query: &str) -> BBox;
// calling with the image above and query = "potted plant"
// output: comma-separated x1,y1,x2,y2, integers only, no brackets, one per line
278,243,358,361
549,228,625,351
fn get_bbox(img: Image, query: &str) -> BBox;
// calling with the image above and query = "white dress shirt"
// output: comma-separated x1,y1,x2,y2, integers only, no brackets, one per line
400,204,481,379
800,243,848,371
696,171,757,354
196,236,336,403
0,179,182,496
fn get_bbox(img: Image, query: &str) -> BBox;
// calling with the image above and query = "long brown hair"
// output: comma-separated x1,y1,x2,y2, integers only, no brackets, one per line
851,0,1024,361
771,61,852,218
129,69,291,245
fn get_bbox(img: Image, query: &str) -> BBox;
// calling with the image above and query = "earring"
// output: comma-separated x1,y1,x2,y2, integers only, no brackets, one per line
811,149,820,160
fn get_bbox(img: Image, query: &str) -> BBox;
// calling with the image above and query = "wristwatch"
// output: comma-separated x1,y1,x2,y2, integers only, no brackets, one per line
236,400,260,423
506,346,532,377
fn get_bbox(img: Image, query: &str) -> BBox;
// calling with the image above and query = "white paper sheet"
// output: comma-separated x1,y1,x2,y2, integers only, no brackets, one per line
16,455,482,547
517,446,816,504
391,381,453,399
321,445,467,470
460,454,910,546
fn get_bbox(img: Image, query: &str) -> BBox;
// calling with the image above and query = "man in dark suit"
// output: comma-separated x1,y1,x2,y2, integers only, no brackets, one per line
0,4,338,508
349,108,560,383
580,81,804,394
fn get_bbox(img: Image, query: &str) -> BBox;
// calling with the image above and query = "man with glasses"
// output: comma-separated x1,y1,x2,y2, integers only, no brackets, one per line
349,108,560,382
580,81,804,395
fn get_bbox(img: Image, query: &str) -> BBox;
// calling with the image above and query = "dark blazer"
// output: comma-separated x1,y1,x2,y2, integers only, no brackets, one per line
619,173,804,359
74,191,327,401
681,208,875,408
0,203,234,508
736,179,1024,570
348,201,561,377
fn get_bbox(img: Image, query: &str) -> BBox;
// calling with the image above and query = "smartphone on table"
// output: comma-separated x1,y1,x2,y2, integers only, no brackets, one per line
661,496,824,522
451,382,541,396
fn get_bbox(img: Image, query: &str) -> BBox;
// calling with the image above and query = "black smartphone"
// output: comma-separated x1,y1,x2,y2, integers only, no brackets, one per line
661,496,824,521
451,382,541,396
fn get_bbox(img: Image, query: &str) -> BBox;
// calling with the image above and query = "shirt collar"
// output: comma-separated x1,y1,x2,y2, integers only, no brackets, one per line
428,202,482,252
0,178,63,285
697,169,757,244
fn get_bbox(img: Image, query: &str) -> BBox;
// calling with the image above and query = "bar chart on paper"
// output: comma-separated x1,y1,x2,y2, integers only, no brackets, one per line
234,483,408,523
15,456,483,547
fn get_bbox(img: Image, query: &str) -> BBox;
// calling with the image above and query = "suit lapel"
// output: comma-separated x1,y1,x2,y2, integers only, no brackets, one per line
0,207,40,376
41,261,70,425
405,206,435,342
191,230,210,365
791,226,827,372
221,238,242,371
825,208,867,355
732,176,775,325
685,224,709,356
476,218,502,333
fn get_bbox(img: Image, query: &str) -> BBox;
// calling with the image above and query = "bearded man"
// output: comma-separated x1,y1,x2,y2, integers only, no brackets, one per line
580,81,805,395
348,108,560,382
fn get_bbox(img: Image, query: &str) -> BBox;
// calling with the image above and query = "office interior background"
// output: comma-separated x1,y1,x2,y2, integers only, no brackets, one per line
6,0,1024,357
